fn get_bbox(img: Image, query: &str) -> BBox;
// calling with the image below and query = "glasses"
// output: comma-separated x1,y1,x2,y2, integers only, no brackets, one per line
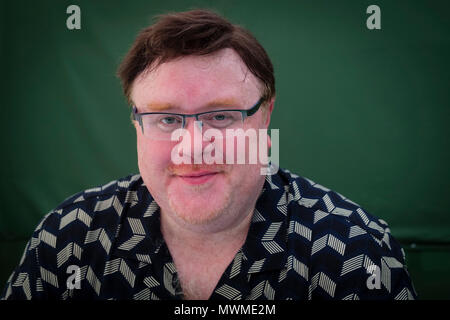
132,98,264,140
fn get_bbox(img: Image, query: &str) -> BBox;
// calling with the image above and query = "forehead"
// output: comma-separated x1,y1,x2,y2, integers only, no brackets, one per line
130,48,262,111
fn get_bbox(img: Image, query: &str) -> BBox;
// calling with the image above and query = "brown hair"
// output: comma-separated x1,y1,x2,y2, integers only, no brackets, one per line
117,9,275,105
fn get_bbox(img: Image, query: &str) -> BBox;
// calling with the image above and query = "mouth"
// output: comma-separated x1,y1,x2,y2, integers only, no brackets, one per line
177,171,220,185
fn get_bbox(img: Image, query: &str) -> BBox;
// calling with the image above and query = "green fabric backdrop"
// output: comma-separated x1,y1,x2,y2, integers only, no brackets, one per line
0,0,449,299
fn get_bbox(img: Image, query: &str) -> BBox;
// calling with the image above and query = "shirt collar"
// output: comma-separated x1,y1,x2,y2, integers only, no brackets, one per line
240,175,289,274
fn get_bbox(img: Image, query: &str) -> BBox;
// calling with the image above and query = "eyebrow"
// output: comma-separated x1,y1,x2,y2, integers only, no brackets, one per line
145,102,174,112
145,98,242,112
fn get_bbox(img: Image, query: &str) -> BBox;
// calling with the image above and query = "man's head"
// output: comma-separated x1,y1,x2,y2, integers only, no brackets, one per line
118,9,276,232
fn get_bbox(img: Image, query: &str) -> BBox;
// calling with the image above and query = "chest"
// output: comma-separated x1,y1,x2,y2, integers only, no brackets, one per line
174,254,233,300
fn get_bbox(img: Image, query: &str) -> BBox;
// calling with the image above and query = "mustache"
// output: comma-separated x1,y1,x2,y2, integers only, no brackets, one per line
167,163,227,175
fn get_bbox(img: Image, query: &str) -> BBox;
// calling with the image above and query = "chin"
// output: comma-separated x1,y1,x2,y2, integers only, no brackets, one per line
177,211,219,225
167,190,231,226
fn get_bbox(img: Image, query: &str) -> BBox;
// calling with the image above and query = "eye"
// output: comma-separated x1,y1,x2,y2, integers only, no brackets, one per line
160,116,181,125
212,114,227,121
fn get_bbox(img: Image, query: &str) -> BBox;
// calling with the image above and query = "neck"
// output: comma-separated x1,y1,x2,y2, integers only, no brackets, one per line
159,204,257,301
160,208,254,252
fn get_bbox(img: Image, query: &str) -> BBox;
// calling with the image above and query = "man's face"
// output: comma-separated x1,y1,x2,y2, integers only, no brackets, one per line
130,48,273,232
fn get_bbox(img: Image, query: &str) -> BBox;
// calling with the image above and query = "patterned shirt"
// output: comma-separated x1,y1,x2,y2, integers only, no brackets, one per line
1,168,417,300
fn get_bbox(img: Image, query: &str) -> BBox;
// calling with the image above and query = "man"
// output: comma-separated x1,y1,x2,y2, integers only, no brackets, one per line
1,9,416,300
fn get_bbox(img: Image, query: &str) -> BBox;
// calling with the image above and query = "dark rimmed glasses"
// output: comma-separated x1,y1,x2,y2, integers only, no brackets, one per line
132,98,264,140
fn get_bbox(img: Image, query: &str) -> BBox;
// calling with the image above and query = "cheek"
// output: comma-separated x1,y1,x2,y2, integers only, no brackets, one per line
137,137,174,174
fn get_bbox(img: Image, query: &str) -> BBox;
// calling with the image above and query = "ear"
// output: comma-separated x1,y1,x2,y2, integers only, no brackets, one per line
131,119,139,131
132,119,142,139
263,97,275,128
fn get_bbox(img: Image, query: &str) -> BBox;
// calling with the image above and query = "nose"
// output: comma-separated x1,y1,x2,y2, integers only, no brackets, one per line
182,115,202,132
174,116,211,164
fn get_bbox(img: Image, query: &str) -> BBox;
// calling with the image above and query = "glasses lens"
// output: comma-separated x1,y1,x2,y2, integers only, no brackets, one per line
198,111,243,129
139,111,245,140
141,114,183,140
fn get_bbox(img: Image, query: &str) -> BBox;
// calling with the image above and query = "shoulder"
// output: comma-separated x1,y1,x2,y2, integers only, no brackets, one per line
54,173,143,213
32,173,144,255
1,174,145,299
272,168,389,242
272,168,417,299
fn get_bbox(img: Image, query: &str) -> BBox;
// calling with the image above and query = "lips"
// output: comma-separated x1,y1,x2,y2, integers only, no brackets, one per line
177,171,220,185
167,164,225,185
179,171,217,177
